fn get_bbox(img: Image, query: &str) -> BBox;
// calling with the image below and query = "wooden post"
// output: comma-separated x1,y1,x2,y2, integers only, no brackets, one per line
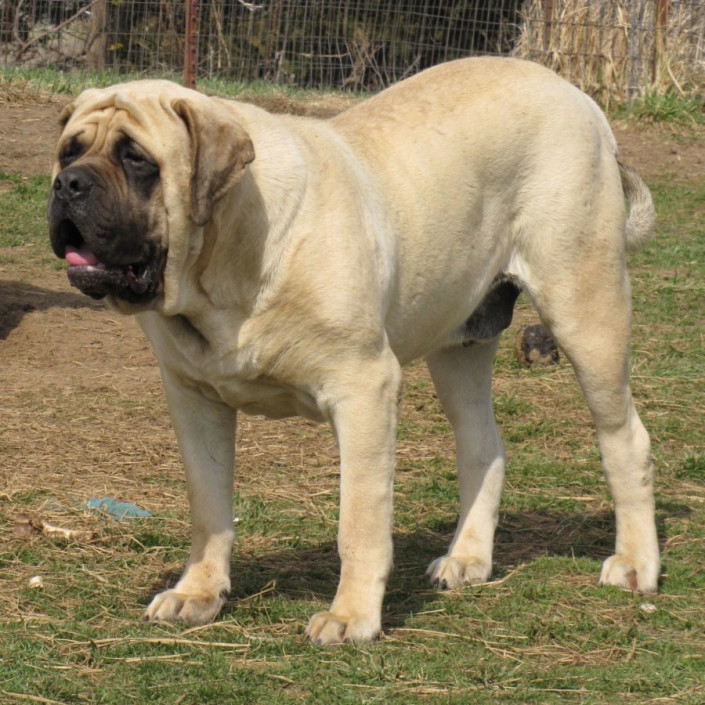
652,0,669,84
543,0,553,53
184,0,198,89
86,0,107,72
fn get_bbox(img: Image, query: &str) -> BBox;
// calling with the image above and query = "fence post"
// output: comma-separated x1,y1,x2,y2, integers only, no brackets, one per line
651,0,669,85
184,0,198,89
543,0,553,52
86,0,107,72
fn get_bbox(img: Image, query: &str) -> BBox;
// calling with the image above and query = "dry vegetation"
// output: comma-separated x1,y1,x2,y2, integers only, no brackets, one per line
515,0,705,105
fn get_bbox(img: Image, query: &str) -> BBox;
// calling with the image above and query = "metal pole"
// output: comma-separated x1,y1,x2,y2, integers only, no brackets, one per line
184,0,198,89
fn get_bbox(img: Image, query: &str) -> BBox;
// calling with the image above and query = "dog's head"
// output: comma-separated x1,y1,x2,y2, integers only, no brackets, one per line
48,80,254,312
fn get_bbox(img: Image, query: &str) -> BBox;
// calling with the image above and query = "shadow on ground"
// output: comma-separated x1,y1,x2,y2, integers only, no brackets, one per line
146,500,685,632
0,279,101,338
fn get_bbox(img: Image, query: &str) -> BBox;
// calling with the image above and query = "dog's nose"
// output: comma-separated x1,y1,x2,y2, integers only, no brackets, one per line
53,168,92,201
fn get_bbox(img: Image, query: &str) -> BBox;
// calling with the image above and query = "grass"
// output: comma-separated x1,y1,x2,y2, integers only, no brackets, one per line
623,89,705,125
0,172,50,250
1,137,704,703
0,65,362,106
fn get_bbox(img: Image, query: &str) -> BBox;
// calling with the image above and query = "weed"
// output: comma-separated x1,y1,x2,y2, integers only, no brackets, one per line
625,88,705,125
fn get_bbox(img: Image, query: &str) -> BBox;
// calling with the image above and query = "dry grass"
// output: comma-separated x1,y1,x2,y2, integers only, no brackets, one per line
515,0,705,106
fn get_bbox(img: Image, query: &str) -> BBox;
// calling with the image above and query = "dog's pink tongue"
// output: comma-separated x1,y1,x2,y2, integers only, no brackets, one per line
65,245,100,267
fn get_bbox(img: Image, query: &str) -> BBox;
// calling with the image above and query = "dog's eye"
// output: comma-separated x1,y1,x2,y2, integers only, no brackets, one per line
122,151,159,177
59,136,85,168
124,152,147,167
114,136,159,178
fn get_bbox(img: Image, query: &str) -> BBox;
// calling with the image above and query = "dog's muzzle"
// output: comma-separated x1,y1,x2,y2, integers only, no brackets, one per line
49,167,166,304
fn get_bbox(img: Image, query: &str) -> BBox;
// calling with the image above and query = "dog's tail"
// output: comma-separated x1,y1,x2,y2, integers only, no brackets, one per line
584,92,655,252
619,162,656,252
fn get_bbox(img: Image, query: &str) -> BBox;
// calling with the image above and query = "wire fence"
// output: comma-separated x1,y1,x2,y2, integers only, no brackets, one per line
2,1,704,101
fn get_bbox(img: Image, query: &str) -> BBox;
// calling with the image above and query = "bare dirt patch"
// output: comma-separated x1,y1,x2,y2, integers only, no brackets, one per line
0,91,62,176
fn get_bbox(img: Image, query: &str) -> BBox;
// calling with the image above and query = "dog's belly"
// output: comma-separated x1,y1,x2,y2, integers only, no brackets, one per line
383,239,515,363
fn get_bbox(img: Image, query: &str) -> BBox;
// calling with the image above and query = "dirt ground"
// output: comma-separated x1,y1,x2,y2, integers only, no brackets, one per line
1,85,704,522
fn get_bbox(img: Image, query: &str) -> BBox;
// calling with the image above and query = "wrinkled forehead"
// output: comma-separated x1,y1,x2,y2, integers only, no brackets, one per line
60,81,191,156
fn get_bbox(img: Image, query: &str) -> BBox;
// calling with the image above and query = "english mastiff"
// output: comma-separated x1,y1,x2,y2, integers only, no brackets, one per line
48,57,660,644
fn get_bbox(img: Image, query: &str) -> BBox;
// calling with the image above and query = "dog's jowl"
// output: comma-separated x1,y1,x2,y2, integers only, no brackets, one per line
49,57,659,645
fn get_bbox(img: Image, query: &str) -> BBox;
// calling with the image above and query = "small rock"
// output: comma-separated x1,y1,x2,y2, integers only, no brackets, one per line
514,324,559,367
28,576,44,589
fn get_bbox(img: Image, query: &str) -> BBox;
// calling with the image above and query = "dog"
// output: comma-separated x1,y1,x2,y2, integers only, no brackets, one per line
48,57,660,644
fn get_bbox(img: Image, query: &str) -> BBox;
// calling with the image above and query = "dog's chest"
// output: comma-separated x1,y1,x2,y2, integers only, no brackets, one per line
139,311,325,422
207,373,324,421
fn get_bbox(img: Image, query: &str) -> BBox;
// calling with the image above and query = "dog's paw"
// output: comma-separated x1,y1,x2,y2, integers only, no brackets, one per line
145,588,228,626
599,554,659,595
426,555,492,590
305,610,381,645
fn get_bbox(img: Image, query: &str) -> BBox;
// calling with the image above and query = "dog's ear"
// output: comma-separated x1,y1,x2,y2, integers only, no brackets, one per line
173,98,255,226
58,101,76,129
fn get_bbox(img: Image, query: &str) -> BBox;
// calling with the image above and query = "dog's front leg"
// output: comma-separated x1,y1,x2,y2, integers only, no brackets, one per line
145,370,236,626
306,353,402,645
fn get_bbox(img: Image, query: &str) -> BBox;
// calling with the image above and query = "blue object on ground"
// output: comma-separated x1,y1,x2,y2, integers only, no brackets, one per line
87,496,152,520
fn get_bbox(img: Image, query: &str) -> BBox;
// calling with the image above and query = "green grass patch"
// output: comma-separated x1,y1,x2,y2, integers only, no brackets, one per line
1,65,178,95
1,65,361,105
620,88,705,125
0,172,54,266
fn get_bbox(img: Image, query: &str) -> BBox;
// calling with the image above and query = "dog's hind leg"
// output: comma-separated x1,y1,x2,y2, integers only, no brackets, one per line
523,253,660,594
425,338,505,589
